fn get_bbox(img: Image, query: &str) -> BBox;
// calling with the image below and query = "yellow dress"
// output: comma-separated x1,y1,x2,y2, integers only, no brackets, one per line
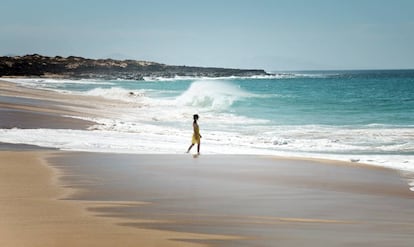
192,123,201,144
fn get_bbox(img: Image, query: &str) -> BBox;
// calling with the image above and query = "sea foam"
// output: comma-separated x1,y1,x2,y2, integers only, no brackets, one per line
83,87,146,102
175,80,254,111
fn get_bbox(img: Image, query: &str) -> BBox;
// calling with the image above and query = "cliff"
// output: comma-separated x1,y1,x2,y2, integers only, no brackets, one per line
0,54,269,80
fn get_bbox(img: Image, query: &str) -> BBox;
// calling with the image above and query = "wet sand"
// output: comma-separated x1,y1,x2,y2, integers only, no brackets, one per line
0,80,96,129
49,153,414,247
0,151,240,247
0,79,142,129
0,107,94,129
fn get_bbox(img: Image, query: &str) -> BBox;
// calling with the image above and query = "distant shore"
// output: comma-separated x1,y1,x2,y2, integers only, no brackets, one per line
0,54,270,80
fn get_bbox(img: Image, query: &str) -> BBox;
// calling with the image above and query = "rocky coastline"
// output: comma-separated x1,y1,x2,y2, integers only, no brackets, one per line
0,54,270,80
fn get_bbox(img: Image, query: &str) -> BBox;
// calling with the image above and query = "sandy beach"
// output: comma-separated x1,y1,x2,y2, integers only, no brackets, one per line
1,78,414,246
0,79,142,126
2,151,414,247
49,153,414,247
0,151,241,247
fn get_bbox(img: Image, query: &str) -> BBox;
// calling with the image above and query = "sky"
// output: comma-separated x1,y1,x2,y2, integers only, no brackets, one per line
1,0,414,71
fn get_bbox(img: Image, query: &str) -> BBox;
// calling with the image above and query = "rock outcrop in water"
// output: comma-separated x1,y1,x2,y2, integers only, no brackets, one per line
0,54,269,80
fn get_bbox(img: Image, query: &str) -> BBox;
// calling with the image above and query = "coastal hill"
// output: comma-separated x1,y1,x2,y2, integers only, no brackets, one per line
0,54,269,80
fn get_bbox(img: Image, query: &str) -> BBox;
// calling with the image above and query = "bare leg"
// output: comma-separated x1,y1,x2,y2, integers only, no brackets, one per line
197,143,200,154
187,144,194,153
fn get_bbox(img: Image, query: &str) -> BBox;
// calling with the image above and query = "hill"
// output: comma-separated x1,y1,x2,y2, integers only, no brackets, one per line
0,54,269,80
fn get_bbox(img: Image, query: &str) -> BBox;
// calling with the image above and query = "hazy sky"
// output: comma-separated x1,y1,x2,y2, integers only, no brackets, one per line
1,0,413,70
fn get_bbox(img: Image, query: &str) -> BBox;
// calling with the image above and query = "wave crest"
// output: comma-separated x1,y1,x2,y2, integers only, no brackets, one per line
84,87,145,101
175,80,252,111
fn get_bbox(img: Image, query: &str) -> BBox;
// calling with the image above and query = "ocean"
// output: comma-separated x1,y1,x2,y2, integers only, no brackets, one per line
2,70,414,172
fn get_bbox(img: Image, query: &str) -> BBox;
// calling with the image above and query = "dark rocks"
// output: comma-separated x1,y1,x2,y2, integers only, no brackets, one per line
0,54,269,80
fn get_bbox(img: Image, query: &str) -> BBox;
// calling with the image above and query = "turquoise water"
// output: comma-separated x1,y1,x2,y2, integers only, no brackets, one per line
3,70,414,171
236,71,414,126
59,70,414,126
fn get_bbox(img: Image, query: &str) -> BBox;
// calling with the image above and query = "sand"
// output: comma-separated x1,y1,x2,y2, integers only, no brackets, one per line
0,80,96,129
49,153,414,247
1,78,414,246
1,151,414,247
0,79,142,126
0,151,240,247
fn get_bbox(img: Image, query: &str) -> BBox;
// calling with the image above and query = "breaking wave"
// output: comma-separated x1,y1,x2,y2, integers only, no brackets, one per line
175,80,254,111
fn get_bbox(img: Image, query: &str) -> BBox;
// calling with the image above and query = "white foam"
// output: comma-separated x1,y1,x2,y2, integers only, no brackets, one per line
6,78,115,87
0,127,413,173
82,87,147,102
141,73,327,82
67,110,414,162
175,80,254,111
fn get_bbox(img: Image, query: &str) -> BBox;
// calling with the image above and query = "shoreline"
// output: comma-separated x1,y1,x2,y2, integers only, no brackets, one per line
0,77,414,176
1,77,413,180
1,77,413,174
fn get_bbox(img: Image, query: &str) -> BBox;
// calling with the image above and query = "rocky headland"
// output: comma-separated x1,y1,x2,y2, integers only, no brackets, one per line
0,54,270,80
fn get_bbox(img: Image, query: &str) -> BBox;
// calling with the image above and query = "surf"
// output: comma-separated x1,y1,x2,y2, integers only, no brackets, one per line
175,80,254,111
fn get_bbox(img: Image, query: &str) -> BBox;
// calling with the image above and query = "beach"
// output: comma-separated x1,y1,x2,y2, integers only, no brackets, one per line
0,79,239,246
1,78,414,246
0,151,241,247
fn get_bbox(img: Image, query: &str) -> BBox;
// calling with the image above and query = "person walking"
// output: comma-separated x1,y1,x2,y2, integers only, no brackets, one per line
186,114,202,155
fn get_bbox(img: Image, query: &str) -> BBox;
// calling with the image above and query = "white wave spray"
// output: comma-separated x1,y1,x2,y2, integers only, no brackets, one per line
175,80,253,111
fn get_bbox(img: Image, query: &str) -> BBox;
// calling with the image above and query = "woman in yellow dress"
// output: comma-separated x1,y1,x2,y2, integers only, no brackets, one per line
186,114,202,155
